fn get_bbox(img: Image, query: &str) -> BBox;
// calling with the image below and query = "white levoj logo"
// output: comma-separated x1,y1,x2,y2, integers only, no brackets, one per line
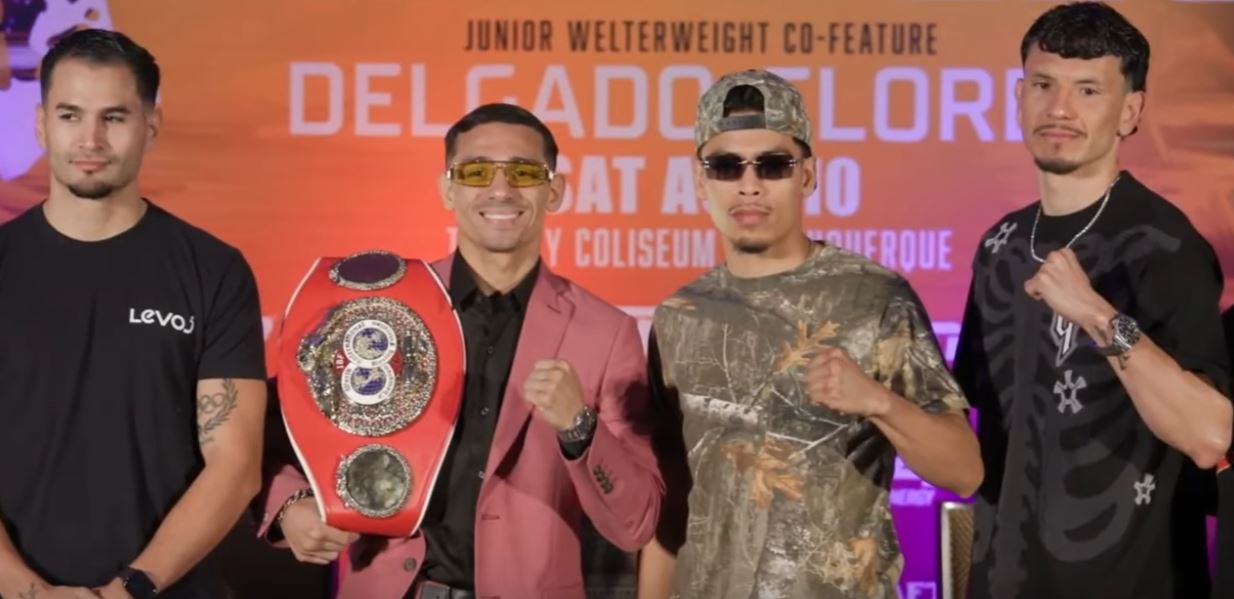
129,308,196,335
0,0,114,181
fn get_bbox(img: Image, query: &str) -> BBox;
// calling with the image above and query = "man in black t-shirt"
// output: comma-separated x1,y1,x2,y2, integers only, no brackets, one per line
0,30,267,599
953,3,1232,598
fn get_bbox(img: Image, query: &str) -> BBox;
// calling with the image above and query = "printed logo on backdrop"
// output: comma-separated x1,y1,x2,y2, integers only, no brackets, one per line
0,0,114,181
286,17,1023,279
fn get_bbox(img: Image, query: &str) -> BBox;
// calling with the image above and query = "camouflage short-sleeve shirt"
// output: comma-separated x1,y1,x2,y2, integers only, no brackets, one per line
652,243,967,599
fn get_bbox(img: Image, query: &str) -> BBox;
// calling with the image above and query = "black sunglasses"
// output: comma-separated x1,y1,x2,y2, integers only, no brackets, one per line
701,153,800,181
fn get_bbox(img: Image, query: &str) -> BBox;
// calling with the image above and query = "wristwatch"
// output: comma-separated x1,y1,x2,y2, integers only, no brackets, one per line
558,405,597,444
119,566,158,599
1094,313,1141,356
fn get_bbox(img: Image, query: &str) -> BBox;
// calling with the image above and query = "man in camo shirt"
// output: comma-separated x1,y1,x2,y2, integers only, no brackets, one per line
637,69,984,599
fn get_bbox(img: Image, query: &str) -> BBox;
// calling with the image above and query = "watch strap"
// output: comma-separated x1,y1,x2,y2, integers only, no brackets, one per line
558,406,597,444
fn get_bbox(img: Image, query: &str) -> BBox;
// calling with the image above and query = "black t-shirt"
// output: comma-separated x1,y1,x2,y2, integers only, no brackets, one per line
0,202,266,597
1214,307,1234,599
953,171,1230,599
1217,460,1234,599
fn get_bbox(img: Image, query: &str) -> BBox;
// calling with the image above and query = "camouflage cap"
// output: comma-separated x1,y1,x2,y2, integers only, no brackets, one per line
694,69,812,150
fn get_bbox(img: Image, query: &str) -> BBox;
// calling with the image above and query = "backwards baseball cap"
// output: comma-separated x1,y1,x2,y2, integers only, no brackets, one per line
694,69,812,151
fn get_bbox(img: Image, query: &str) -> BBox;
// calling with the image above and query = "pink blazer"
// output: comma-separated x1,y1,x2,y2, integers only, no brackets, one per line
257,255,664,599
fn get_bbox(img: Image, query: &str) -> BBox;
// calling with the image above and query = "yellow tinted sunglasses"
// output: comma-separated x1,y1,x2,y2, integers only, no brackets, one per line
446,160,554,188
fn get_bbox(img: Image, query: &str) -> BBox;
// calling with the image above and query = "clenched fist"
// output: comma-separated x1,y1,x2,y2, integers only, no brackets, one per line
523,359,586,431
1024,248,1113,332
804,346,892,417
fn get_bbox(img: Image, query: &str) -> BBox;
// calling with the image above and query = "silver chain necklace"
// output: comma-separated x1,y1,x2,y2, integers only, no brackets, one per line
1029,175,1120,263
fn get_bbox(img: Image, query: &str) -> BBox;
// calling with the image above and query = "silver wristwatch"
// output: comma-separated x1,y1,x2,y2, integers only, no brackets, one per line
558,406,597,444
1095,313,1141,356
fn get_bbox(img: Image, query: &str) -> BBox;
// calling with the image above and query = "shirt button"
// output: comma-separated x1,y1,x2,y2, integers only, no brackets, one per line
486,346,495,355
478,470,486,480
403,557,418,572
480,407,490,416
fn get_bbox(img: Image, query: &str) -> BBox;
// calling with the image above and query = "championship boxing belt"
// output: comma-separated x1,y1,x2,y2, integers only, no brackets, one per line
278,250,464,537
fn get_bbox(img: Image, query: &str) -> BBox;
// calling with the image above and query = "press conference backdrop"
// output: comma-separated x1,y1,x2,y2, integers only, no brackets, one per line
3,0,1234,596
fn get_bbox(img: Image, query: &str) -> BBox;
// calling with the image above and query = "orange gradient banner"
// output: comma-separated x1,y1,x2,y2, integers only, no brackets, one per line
3,2,1233,592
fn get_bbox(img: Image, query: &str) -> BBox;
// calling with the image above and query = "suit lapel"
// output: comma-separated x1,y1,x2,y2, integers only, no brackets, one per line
485,266,573,476
432,253,573,476
429,256,452,289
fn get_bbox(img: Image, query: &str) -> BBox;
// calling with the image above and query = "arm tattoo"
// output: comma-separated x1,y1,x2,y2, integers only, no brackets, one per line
197,378,239,446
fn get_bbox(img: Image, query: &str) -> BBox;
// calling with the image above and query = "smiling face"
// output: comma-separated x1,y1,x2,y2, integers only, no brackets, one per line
36,58,159,201
1017,46,1144,176
695,126,815,256
438,122,564,257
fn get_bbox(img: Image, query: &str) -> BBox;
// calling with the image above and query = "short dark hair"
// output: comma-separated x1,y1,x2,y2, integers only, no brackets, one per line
721,85,813,158
40,29,160,106
1021,2,1150,92
444,103,560,169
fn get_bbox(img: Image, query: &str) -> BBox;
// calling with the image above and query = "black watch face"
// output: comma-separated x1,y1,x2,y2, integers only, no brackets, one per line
1113,316,1140,346
123,569,157,598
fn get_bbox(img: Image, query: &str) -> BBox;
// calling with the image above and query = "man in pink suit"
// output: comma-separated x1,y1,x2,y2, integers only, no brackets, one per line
257,103,664,599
